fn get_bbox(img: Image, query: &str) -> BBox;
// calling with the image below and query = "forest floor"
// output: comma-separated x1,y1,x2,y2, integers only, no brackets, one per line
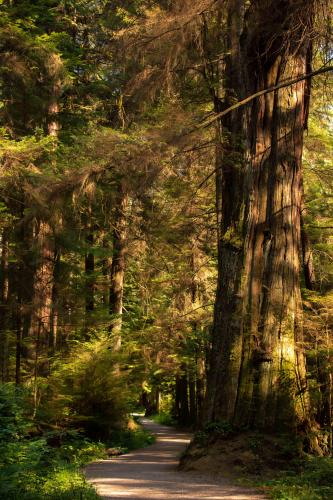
85,417,267,499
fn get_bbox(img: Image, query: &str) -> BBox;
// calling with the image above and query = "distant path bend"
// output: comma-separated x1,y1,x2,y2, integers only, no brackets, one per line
85,417,267,500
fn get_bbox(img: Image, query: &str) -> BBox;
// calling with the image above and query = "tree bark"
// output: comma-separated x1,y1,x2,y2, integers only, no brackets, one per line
0,229,9,381
109,182,128,350
47,54,62,137
206,0,315,433
29,221,55,375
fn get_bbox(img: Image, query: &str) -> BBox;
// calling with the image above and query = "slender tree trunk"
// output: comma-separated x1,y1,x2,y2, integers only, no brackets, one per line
189,370,196,425
15,298,22,386
85,232,95,313
47,54,62,137
175,367,190,426
102,235,112,307
16,213,34,383
50,249,60,353
301,212,316,290
109,182,128,349
206,0,315,434
0,230,9,381
196,355,206,425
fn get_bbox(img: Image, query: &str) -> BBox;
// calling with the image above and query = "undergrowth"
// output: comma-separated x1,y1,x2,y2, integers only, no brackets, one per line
109,426,155,452
0,384,154,499
151,412,177,427
0,428,104,499
260,457,333,500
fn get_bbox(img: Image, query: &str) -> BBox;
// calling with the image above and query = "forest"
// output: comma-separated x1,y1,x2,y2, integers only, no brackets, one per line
0,1,332,499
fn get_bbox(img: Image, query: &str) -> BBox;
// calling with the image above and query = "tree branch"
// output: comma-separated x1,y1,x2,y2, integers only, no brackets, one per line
196,65,333,130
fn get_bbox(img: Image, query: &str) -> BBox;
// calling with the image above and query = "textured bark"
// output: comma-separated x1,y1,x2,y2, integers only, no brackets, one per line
206,0,315,432
29,221,55,375
109,182,128,349
47,54,62,137
27,57,61,374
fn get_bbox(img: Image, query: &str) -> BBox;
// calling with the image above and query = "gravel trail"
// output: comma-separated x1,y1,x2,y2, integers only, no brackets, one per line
85,417,267,500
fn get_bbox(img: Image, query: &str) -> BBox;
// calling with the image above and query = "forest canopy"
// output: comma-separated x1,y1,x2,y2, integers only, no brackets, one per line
0,1,332,499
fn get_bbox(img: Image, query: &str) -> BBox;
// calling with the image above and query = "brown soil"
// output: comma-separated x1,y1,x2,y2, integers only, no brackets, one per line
85,418,268,499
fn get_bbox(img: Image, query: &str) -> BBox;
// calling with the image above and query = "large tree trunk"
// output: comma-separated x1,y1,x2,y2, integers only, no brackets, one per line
109,182,128,350
206,0,315,433
28,54,61,382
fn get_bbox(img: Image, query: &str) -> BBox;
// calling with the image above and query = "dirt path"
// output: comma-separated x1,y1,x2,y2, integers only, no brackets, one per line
85,418,267,499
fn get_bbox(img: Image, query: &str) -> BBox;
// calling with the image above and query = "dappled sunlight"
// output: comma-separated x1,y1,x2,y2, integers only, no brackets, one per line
85,419,266,499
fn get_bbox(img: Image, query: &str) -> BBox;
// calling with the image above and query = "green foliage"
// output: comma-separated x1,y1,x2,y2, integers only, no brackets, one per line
203,420,234,436
0,383,103,500
193,420,234,446
262,457,333,500
44,333,134,439
151,412,177,427
0,384,32,440
109,427,155,453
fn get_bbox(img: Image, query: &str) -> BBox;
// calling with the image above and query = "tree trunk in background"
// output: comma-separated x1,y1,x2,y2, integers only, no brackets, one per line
50,249,60,353
175,367,190,426
47,54,62,138
28,53,61,380
189,370,196,424
109,182,128,350
206,0,315,434
15,292,22,386
85,232,95,314
15,212,34,385
29,221,55,376
301,213,316,290
0,230,9,381
196,355,206,425
102,235,112,307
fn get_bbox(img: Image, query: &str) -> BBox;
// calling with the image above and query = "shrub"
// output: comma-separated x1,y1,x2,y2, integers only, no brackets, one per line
151,412,177,426
44,333,133,439
0,383,105,500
